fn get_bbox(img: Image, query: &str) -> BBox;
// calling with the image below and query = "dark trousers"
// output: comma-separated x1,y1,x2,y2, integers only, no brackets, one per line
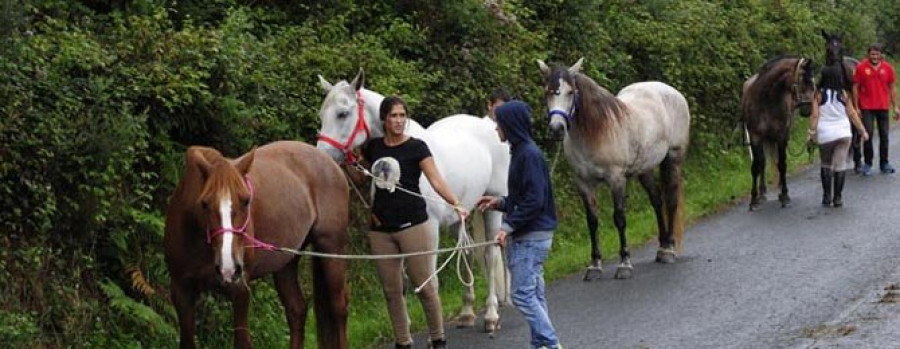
862,109,890,166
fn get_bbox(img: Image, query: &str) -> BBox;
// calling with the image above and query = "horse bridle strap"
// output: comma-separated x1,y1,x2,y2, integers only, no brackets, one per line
791,58,807,103
547,90,580,127
206,175,276,251
317,90,370,164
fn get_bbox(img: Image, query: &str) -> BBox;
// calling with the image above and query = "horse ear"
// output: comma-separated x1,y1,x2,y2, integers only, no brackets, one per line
569,57,584,74
236,147,257,176
821,29,829,41
318,75,333,93
187,147,214,180
537,59,551,79
350,68,365,91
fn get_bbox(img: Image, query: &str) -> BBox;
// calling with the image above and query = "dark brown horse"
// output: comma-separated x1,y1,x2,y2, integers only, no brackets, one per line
742,56,816,210
164,141,350,349
822,30,863,170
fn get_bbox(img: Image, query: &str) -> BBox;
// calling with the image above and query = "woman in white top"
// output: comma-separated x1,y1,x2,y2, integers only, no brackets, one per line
808,64,869,207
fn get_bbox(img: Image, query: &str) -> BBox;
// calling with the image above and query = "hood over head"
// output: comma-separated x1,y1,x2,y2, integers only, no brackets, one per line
495,100,533,146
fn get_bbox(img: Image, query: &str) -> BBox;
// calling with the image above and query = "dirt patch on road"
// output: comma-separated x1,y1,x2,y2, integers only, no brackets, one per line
800,324,857,339
879,284,900,303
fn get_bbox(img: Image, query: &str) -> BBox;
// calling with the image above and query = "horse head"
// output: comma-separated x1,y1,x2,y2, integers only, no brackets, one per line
188,146,256,285
538,57,584,140
794,58,817,117
821,30,844,66
316,69,374,163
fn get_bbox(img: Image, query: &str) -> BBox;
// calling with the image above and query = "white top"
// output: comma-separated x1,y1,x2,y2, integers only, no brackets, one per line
816,90,852,144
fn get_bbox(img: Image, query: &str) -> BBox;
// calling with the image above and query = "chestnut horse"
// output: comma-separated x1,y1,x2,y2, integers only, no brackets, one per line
164,141,350,349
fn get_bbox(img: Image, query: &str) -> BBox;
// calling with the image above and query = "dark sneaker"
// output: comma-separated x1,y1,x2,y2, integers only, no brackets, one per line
881,163,896,174
861,164,872,176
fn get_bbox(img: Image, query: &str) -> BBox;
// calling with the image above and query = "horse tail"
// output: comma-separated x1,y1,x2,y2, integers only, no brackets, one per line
661,155,686,252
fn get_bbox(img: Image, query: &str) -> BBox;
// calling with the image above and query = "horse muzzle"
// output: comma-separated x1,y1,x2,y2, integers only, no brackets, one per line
215,260,245,284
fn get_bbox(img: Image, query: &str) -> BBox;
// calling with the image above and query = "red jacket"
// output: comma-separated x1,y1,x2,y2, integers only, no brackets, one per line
854,59,896,110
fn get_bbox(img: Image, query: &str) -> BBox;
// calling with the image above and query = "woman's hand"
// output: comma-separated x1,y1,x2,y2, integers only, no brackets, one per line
495,230,508,248
476,196,500,212
453,204,469,221
861,130,870,142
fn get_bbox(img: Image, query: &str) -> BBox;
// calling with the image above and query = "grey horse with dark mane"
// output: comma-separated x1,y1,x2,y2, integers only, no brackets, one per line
538,58,691,281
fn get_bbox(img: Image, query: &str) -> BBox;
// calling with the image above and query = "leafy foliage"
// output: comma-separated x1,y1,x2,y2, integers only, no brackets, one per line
1,0,897,347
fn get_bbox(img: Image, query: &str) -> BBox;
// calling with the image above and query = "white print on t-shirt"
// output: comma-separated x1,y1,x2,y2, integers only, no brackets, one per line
372,157,401,193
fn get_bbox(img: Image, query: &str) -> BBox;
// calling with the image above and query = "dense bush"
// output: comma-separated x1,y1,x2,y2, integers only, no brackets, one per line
0,0,894,346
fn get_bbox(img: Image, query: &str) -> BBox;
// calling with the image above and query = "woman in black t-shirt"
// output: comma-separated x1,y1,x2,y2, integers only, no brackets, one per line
360,96,466,349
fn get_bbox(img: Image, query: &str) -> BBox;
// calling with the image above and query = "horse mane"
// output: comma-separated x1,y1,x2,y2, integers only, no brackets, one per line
752,55,799,97
570,71,628,141
195,155,247,206
749,55,812,102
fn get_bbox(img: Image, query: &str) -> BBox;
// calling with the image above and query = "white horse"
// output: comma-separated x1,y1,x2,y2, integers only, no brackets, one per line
315,70,510,333
538,58,690,281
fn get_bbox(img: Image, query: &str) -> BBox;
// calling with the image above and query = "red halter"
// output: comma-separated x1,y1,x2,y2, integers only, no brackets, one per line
206,175,276,251
317,90,370,164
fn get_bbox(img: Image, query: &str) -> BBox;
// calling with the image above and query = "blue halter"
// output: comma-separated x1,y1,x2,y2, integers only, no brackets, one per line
547,91,580,128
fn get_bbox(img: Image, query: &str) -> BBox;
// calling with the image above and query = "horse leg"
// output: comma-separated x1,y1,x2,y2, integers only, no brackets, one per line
609,179,633,279
481,210,506,334
171,278,199,349
312,253,349,349
749,142,766,210
453,219,477,329
577,182,603,281
227,285,252,349
273,258,308,349
638,170,673,264
777,141,791,207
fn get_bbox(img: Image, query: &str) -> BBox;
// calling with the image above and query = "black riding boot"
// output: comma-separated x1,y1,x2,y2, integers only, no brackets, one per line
429,338,447,349
833,170,846,207
820,167,833,207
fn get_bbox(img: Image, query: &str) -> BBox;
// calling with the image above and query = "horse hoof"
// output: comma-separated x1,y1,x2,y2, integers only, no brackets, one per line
614,265,633,279
484,319,499,334
582,266,603,281
456,314,476,328
749,196,765,211
656,249,677,264
779,194,791,207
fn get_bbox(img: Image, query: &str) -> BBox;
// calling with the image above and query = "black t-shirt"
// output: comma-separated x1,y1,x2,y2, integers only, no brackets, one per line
363,137,432,232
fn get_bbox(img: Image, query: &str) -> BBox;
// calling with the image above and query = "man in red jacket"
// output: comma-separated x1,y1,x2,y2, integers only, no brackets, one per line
853,43,900,175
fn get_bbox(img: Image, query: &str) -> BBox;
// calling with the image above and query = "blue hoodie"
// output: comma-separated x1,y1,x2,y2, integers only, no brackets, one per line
495,101,558,240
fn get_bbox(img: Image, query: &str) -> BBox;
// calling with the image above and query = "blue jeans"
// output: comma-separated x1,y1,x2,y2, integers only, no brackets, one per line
507,237,558,348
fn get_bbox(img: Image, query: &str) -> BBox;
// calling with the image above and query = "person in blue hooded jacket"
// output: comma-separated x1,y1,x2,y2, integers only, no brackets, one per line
477,100,561,349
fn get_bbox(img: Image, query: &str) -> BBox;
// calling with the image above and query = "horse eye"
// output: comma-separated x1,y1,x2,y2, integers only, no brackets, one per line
200,200,209,210
554,90,561,96
240,198,250,208
337,111,349,119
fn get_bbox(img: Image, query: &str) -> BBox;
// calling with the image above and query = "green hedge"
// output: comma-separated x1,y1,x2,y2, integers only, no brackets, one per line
0,0,895,347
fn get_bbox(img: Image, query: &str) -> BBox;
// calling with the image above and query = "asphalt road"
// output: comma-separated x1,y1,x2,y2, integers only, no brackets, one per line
403,129,900,349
